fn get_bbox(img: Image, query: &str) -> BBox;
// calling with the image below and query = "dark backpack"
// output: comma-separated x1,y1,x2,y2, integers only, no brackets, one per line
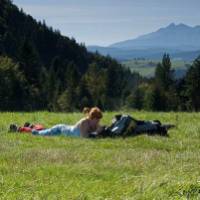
98,114,137,137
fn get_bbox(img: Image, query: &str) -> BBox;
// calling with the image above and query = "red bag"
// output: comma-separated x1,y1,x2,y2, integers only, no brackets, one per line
18,124,45,133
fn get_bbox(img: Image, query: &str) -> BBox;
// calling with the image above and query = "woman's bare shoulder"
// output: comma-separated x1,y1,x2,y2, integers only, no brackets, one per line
75,117,89,127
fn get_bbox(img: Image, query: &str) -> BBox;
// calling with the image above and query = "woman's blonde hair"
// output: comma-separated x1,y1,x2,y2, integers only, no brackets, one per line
82,107,91,115
88,107,103,119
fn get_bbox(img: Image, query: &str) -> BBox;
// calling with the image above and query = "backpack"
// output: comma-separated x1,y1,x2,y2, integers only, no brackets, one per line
99,114,137,137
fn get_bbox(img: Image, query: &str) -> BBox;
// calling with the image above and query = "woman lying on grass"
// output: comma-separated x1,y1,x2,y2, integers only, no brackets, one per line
32,107,103,138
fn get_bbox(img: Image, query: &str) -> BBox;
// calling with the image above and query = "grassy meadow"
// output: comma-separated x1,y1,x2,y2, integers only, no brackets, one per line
122,60,191,78
0,111,200,199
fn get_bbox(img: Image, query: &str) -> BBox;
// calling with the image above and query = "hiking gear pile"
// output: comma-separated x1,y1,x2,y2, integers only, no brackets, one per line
96,114,175,138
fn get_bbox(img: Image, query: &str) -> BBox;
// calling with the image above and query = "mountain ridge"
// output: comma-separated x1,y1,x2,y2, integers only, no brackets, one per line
110,23,200,50
87,23,200,61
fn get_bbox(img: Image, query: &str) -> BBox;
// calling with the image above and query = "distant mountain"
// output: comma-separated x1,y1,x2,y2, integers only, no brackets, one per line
87,23,200,61
110,23,200,50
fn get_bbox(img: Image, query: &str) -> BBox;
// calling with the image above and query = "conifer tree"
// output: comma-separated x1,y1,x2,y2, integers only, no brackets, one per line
185,57,200,111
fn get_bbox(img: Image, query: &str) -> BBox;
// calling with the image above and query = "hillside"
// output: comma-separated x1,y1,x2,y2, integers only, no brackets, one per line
1,111,200,199
0,0,93,72
0,0,140,111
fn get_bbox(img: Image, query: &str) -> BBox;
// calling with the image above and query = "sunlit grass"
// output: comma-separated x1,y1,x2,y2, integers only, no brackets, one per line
0,111,200,199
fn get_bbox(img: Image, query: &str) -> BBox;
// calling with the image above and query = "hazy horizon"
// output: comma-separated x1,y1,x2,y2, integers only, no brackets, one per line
13,0,200,46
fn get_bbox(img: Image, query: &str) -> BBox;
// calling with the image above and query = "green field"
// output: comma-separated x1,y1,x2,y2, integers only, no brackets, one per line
0,112,200,199
122,60,191,77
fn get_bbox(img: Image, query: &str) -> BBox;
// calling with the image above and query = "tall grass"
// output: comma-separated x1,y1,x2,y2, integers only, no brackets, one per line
0,111,200,199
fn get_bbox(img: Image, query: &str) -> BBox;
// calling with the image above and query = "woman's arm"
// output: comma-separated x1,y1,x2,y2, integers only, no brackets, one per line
79,120,90,138
96,125,104,134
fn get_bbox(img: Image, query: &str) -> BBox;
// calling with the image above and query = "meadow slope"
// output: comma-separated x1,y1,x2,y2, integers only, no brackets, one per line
0,112,200,199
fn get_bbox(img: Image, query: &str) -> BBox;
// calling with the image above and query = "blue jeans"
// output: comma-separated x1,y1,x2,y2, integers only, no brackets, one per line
32,124,80,137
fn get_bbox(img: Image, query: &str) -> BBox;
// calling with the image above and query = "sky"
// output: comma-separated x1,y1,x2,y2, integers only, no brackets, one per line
13,0,200,46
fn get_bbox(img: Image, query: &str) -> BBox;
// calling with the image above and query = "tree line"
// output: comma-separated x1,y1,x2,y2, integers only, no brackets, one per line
126,54,200,111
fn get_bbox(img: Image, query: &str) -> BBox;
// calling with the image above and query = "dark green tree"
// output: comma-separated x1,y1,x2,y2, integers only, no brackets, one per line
76,79,93,109
185,57,200,111
144,85,165,111
155,54,174,91
126,87,144,110
155,63,164,88
45,64,59,111
0,56,27,110
83,62,107,108
154,54,178,110
18,39,41,85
